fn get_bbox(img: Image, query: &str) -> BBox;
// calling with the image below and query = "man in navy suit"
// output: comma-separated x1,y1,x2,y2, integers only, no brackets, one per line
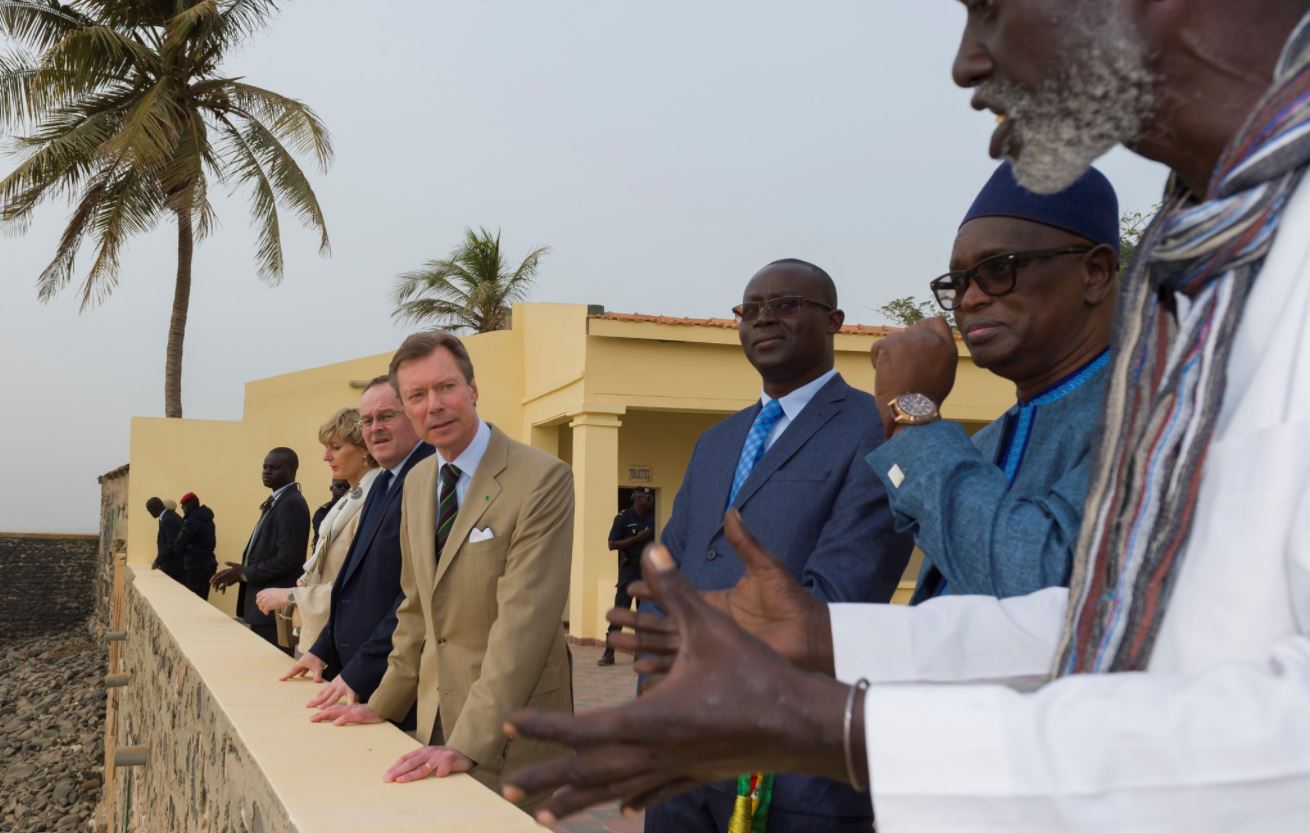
281,376,433,729
640,259,913,833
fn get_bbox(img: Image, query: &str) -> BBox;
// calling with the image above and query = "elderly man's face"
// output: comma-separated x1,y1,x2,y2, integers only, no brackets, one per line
951,0,1159,193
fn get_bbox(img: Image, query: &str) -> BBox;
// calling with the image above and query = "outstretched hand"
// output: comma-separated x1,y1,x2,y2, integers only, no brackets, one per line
279,650,325,684
501,542,861,825
211,562,244,592
606,510,834,676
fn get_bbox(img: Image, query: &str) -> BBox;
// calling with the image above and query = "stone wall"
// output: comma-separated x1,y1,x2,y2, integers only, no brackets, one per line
103,570,545,833
0,533,100,641
95,464,130,635
110,578,292,833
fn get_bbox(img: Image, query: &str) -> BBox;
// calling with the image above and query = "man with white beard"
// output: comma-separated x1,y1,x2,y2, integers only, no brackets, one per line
498,2,1310,831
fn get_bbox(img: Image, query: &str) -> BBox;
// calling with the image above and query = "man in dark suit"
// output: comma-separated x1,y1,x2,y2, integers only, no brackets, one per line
212,447,311,650
282,376,433,728
639,259,913,833
146,497,185,584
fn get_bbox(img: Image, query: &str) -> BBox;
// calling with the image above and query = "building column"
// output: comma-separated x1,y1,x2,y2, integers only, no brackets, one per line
567,409,623,641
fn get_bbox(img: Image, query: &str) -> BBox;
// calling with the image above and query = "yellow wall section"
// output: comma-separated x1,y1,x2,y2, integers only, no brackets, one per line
127,304,1015,638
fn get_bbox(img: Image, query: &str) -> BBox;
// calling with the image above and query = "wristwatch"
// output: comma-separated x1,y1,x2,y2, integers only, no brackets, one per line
890,393,941,426
287,589,296,605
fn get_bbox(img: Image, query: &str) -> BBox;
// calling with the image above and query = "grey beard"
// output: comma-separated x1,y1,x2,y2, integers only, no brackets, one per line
980,29,1158,194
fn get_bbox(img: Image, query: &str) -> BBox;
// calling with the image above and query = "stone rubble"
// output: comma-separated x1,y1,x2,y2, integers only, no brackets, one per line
0,629,105,833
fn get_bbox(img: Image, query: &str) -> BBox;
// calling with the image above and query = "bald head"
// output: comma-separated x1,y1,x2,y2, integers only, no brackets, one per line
758,259,838,308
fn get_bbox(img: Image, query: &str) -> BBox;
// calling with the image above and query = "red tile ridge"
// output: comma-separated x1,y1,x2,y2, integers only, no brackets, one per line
589,311,906,337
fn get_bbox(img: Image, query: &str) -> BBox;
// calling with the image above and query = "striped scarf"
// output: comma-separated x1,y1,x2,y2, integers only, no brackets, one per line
1055,12,1310,675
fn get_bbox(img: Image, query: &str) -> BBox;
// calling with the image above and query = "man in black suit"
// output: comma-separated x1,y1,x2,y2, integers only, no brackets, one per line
146,497,185,584
281,376,433,729
213,447,311,650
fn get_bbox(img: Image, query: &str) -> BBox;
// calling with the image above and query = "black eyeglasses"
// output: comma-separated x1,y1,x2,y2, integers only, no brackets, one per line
929,246,1092,311
732,296,834,323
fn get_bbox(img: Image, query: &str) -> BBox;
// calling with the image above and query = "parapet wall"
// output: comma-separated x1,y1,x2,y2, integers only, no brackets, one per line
104,568,546,833
95,463,131,635
0,532,100,641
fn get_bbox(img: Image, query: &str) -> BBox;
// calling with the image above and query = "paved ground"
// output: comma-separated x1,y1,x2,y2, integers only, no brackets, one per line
550,643,645,833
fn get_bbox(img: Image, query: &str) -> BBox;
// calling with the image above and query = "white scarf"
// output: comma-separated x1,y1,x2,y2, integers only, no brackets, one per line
301,467,381,579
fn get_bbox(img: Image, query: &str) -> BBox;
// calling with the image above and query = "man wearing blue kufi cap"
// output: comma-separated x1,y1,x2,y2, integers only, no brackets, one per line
866,161,1120,600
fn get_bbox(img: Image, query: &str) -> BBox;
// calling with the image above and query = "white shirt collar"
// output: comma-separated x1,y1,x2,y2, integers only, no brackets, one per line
759,368,839,422
386,439,426,481
438,418,492,478
269,482,297,503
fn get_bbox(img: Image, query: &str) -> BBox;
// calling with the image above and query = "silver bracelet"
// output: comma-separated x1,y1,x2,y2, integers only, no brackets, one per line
844,678,871,792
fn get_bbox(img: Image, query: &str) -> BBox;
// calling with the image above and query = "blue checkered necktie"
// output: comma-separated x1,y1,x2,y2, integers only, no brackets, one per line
727,399,784,506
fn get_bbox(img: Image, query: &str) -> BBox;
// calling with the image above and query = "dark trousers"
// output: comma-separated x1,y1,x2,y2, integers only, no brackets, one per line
183,569,214,601
605,562,643,638
644,786,873,833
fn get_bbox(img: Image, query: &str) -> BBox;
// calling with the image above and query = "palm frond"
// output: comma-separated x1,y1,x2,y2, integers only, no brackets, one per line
42,24,156,91
230,105,329,254
391,259,474,305
161,0,219,56
391,228,547,332
0,1,93,53
0,46,46,129
202,0,280,59
215,113,282,280
164,112,216,235
1,102,124,222
100,75,182,171
226,81,331,170
391,297,480,331
78,165,162,308
35,163,113,301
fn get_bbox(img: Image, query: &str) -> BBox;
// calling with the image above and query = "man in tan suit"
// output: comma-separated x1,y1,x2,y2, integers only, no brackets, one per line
310,331,574,803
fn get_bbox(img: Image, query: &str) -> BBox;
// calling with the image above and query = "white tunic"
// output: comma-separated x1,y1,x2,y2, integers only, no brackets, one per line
834,178,1310,832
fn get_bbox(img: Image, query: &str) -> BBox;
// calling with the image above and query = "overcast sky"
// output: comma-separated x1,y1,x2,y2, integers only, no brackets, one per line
0,1,1167,533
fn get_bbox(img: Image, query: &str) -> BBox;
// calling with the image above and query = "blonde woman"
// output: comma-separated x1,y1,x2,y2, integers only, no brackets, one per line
256,408,379,652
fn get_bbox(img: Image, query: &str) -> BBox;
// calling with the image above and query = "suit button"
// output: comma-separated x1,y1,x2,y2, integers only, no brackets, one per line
706,549,717,561
436,638,447,645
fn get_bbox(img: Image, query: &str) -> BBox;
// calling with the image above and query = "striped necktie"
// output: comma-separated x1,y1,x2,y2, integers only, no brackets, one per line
435,463,462,559
727,399,784,506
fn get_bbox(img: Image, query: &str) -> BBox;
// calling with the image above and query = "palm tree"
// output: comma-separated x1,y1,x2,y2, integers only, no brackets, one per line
391,227,547,333
0,0,332,417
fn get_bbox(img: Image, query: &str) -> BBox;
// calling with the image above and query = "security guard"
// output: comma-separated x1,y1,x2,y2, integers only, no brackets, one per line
598,487,656,666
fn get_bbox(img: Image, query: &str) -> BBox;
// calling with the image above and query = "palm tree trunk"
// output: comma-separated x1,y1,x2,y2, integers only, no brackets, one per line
164,208,194,418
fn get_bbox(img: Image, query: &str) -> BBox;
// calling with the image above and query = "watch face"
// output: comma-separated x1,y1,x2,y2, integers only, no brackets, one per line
896,393,937,418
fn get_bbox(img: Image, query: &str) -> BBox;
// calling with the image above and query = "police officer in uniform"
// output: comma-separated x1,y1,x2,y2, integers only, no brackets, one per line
598,487,655,666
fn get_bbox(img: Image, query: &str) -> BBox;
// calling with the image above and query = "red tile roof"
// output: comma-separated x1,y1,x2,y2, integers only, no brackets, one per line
590,311,904,337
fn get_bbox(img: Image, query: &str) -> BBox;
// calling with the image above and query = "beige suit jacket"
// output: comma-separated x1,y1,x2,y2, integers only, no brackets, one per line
368,424,574,794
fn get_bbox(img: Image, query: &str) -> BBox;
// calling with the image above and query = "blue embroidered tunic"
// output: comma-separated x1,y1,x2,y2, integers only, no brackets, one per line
866,352,1109,601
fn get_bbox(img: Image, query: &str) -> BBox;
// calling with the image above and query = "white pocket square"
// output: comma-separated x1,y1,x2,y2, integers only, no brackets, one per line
468,527,495,544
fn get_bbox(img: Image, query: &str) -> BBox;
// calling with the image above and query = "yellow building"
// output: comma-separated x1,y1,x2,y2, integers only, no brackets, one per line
126,303,1012,640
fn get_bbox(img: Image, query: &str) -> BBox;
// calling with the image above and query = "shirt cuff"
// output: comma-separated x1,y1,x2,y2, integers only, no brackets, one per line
830,602,917,685
865,420,976,520
864,683,1015,831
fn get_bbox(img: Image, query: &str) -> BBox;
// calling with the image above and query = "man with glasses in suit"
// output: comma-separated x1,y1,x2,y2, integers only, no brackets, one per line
636,258,913,833
868,161,1120,601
